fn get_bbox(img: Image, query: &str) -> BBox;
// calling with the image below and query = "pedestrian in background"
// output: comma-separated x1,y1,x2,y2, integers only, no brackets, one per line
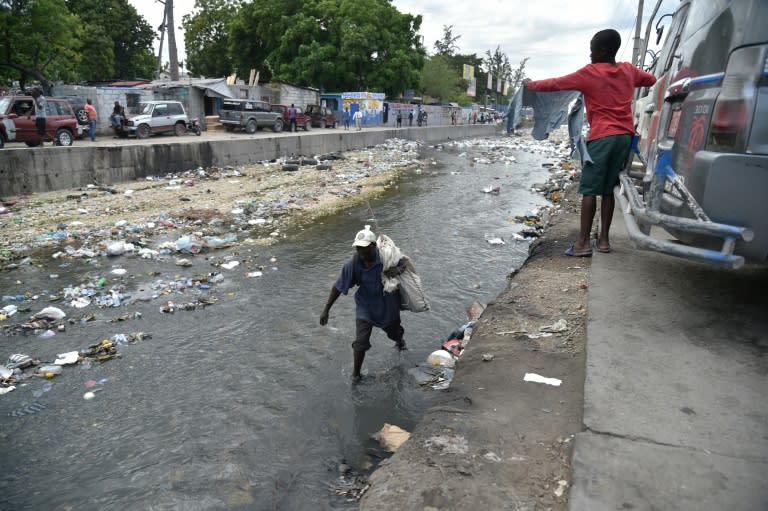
408,110,413,126
110,101,125,129
353,109,363,131
343,107,351,130
526,28,655,257
29,89,49,146
84,99,98,141
288,103,297,132
320,225,407,381
396,110,402,128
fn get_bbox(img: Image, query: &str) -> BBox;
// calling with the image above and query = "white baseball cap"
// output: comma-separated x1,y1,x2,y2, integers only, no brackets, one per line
352,225,376,247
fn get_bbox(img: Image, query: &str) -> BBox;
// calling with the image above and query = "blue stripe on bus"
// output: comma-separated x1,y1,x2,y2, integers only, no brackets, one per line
690,73,724,86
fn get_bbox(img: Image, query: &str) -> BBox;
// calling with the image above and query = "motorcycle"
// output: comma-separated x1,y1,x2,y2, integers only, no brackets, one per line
187,118,202,136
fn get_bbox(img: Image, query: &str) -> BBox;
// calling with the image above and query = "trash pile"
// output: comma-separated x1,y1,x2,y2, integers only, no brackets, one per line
0,332,150,397
409,319,477,390
0,138,425,265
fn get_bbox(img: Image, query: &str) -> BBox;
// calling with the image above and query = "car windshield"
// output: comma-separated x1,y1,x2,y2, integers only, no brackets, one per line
223,101,251,111
0,98,10,113
138,103,154,115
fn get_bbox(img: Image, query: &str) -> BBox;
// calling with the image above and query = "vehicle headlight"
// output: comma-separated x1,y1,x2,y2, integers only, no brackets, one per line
126,121,135,126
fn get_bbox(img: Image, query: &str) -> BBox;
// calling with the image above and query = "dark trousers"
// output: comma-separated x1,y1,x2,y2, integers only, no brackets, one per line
352,318,404,352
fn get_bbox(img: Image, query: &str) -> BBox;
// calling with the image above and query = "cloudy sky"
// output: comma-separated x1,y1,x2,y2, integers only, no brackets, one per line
130,0,680,80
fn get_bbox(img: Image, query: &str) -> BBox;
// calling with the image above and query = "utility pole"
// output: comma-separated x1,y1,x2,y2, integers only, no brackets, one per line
156,6,166,79
632,0,645,66
155,0,179,81
166,0,179,81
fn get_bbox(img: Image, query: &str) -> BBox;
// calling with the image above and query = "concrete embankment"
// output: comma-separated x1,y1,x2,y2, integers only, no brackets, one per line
0,125,496,196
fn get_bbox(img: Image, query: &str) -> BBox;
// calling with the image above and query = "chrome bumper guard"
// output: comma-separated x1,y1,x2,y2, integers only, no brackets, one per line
615,170,754,269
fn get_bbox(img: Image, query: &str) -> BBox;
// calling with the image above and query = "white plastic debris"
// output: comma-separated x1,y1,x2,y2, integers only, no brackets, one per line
111,268,127,276
54,351,79,365
83,392,96,400
34,307,66,320
0,386,16,395
523,373,562,386
221,261,240,270
71,297,91,309
540,319,568,332
427,350,455,368
245,271,263,278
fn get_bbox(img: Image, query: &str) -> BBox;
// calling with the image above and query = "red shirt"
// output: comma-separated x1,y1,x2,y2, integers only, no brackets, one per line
84,103,98,121
527,62,656,141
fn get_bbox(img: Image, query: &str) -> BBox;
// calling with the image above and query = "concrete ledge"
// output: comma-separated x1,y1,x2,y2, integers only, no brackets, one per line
0,125,497,195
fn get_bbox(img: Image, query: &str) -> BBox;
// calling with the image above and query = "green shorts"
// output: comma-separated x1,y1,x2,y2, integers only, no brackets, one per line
579,134,632,196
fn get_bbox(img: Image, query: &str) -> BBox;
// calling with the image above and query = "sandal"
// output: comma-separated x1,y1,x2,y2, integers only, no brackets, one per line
564,244,593,257
591,240,611,253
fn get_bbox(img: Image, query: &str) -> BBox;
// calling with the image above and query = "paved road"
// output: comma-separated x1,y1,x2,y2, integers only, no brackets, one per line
570,212,768,510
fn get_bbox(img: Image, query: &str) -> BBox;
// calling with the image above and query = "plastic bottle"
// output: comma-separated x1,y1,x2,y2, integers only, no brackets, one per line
2,295,25,302
38,365,63,378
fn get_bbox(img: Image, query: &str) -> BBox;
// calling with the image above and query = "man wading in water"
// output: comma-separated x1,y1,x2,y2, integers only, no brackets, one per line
320,225,407,380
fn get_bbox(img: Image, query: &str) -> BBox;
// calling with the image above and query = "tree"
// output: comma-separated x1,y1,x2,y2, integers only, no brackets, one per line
484,45,511,92
0,0,81,91
509,57,529,95
420,55,462,102
228,0,424,96
66,0,156,81
434,25,460,57
227,0,293,82
182,0,238,78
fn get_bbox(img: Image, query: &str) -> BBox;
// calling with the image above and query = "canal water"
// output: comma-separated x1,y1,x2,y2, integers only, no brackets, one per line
0,137,554,510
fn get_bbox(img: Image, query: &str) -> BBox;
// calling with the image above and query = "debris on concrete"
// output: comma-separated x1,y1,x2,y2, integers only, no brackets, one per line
523,372,562,387
540,319,568,333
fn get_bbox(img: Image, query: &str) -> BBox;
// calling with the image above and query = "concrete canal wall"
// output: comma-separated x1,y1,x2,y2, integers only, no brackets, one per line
0,125,498,196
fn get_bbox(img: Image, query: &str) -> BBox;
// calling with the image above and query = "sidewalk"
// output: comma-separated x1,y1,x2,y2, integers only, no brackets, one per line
569,211,768,510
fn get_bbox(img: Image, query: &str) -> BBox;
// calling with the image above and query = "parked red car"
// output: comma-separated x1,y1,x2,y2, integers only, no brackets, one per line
271,104,312,131
0,95,81,148
305,104,336,128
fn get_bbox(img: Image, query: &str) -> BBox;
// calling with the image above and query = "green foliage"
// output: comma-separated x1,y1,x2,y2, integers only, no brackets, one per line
0,0,81,89
67,0,156,80
228,0,424,96
0,0,155,87
484,45,511,90
182,0,239,78
420,55,462,102
509,57,529,94
434,25,460,57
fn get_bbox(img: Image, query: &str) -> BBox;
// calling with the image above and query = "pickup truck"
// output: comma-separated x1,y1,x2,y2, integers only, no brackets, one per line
219,99,283,133
271,104,312,131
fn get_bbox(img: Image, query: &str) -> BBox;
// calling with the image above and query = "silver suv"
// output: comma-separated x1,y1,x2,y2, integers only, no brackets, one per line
125,101,189,139
621,0,768,268
219,99,283,133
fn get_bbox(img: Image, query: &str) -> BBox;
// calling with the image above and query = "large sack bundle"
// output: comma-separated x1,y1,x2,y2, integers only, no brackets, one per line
377,234,429,313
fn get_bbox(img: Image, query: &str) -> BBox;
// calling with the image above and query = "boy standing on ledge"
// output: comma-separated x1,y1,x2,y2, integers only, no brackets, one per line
527,29,656,257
